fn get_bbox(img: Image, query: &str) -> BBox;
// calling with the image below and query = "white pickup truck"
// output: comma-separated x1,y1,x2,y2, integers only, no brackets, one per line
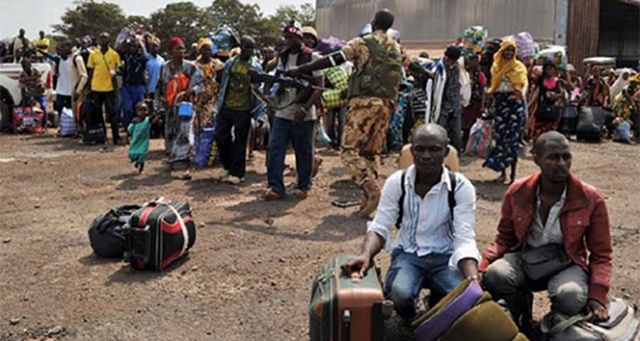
0,62,52,132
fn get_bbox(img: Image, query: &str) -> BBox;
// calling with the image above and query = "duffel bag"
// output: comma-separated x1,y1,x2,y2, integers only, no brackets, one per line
88,204,141,258
541,298,640,341
124,197,196,271
412,279,528,341
577,107,602,142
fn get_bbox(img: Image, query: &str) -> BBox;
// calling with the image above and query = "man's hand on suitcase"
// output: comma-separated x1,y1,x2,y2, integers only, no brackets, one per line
342,254,370,277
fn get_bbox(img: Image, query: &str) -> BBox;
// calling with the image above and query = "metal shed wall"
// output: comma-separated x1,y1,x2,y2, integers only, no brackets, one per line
566,0,600,73
316,0,559,43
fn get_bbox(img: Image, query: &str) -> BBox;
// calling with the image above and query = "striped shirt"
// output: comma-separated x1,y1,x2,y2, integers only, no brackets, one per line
367,166,481,271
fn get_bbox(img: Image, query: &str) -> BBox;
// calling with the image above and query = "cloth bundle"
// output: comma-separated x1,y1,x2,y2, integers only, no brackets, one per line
208,25,239,56
462,26,488,53
322,67,349,109
535,45,568,70
514,32,537,60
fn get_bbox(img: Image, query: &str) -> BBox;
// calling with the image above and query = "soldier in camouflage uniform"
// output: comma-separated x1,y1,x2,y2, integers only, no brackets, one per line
287,9,408,217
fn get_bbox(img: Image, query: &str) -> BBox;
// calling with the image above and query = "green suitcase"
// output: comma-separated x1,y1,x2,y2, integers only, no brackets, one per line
309,254,393,341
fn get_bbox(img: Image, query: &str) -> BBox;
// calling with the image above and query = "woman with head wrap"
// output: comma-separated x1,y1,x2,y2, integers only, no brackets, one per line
483,39,528,185
194,37,224,133
159,37,204,180
528,62,565,142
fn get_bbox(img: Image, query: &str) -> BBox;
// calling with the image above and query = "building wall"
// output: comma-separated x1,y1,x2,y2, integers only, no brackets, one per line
598,0,640,68
316,0,559,43
566,0,600,73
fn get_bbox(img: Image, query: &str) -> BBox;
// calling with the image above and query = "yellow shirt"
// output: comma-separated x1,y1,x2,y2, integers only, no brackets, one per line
34,38,50,58
87,48,121,92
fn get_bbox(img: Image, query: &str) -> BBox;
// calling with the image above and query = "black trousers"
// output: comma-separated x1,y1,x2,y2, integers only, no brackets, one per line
215,108,252,178
91,91,120,142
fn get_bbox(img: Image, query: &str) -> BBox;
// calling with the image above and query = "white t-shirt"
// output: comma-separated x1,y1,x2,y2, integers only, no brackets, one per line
56,57,73,96
274,52,323,121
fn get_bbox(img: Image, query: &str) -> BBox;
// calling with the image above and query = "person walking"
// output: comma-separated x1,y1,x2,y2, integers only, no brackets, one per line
262,22,323,200
194,38,224,134
214,36,263,185
159,37,204,180
529,63,565,142
120,39,147,132
40,40,88,129
461,50,486,150
483,39,528,185
287,9,404,217
86,32,122,144
145,40,164,100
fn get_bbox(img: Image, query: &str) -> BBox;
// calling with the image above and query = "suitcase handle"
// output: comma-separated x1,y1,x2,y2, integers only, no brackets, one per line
342,309,351,341
124,225,152,264
350,272,362,283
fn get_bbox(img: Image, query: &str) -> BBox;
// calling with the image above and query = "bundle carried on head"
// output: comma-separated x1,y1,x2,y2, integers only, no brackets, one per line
535,45,568,70
461,26,488,54
513,31,536,60
207,25,240,57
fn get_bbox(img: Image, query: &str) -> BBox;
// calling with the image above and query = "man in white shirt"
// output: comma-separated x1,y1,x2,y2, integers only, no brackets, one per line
343,123,481,320
46,40,88,116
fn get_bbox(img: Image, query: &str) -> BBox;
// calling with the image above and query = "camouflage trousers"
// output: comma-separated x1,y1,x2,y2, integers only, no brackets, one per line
341,97,394,187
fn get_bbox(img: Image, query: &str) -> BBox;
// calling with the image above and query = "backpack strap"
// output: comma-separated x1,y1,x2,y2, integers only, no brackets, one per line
397,170,456,229
448,171,457,222
540,312,592,335
396,170,407,229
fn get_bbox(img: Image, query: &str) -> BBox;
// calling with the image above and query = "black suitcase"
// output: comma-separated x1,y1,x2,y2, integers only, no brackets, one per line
124,198,196,271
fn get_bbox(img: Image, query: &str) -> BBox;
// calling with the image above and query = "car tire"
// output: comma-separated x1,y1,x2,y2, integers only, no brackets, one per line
0,100,11,133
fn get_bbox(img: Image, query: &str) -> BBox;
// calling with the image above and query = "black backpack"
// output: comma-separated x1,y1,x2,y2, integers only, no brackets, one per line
396,171,457,229
88,205,141,258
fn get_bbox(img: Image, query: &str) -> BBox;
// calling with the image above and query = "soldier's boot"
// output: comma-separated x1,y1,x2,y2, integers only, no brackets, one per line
360,180,381,218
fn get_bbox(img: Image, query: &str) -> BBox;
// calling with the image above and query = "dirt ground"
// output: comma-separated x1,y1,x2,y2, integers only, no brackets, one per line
0,132,639,341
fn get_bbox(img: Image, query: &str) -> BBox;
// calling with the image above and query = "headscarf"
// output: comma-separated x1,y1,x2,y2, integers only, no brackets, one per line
197,37,213,51
167,37,185,53
610,69,632,99
302,26,319,48
489,39,528,94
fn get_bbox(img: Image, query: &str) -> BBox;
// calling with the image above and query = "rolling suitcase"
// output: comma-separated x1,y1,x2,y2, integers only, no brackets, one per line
124,198,196,271
309,254,393,341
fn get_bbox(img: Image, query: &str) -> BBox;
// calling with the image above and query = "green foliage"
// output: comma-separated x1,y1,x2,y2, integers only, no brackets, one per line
53,0,315,48
52,0,128,40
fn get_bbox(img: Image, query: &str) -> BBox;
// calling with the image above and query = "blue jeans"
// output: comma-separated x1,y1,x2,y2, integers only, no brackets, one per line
267,117,315,194
384,250,463,319
120,84,146,131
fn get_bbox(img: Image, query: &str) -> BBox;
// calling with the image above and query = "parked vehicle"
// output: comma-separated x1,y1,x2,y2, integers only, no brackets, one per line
0,62,52,132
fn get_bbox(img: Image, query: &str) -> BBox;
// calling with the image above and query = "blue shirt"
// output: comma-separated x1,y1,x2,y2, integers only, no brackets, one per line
146,53,164,94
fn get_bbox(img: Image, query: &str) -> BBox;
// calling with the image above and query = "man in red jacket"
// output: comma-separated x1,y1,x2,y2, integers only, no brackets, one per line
480,131,612,329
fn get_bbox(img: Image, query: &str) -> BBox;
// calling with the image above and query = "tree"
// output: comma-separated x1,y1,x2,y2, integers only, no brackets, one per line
52,1,128,40
149,2,215,46
208,0,264,38
272,3,315,28
126,15,150,30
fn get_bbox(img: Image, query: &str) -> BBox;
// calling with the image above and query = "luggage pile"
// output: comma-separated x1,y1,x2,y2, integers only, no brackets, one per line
13,106,44,134
412,279,528,341
88,197,196,271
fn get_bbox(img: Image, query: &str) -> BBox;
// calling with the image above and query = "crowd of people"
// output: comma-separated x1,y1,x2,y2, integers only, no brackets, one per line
2,8,638,340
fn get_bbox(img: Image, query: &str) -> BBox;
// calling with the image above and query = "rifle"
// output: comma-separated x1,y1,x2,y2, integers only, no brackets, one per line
248,69,325,111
